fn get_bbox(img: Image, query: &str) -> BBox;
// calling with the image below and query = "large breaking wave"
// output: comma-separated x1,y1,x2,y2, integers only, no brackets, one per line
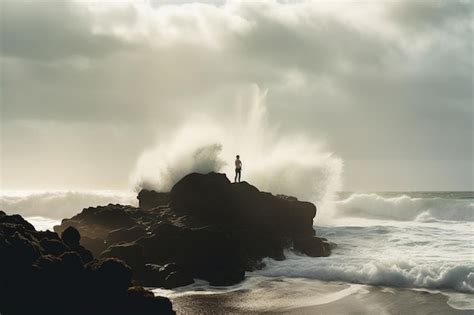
131,85,343,211
255,221,474,294
256,251,474,293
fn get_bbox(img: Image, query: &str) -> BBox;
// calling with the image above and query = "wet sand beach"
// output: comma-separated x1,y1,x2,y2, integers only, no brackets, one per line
154,276,471,315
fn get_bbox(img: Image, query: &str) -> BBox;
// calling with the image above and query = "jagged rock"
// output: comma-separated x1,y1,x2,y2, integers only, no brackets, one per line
8,231,41,267
80,205,136,229
100,242,146,271
0,212,36,231
35,230,61,241
0,212,175,315
54,204,137,240
293,236,331,257
138,190,170,210
106,226,147,244
81,235,107,257
137,224,245,285
138,264,165,287
40,238,70,256
86,258,133,295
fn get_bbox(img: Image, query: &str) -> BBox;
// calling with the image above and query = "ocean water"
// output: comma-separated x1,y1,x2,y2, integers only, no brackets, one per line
1,190,473,310
253,191,474,310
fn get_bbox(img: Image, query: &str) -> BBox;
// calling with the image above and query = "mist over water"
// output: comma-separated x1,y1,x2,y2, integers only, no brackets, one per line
0,190,137,219
132,84,343,213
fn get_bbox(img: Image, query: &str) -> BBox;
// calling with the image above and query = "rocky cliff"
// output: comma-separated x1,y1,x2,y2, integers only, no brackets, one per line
54,172,331,288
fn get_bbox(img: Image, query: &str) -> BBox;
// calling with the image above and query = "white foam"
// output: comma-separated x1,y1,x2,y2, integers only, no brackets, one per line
333,193,474,222
255,251,474,293
131,85,343,205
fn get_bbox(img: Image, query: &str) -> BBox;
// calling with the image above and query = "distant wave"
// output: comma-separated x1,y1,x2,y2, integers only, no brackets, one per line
0,190,137,219
256,251,474,293
334,193,474,222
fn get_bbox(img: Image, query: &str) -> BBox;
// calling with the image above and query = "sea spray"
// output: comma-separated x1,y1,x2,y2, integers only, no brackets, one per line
131,84,343,219
254,222,474,294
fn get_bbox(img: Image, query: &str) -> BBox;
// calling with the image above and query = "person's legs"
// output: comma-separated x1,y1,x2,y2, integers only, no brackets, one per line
235,168,238,183
237,168,241,182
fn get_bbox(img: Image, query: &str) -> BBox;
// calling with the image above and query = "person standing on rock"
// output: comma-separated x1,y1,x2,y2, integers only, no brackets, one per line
235,155,242,183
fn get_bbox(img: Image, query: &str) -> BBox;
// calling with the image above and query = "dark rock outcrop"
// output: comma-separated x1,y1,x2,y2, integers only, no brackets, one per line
107,225,147,244
0,211,175,315
138,190,170,210
100,242,146,271
54,172,331,288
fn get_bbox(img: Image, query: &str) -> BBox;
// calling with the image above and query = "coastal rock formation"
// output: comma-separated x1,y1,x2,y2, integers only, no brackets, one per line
0,212,174,315
54,172,331,288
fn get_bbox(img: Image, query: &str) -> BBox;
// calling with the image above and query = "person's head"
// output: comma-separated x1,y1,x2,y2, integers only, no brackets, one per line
236,155,240,159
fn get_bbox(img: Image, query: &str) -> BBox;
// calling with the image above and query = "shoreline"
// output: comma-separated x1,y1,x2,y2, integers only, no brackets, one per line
152,276,473,314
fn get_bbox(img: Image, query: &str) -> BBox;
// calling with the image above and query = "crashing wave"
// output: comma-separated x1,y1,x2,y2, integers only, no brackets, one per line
334,193,474,222
255,251,474,293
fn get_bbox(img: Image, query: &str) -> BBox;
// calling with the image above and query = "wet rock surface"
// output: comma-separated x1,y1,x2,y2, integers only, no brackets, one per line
54,172,331,289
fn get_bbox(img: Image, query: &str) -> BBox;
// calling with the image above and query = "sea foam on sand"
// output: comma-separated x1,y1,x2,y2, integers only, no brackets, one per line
153,276,472,314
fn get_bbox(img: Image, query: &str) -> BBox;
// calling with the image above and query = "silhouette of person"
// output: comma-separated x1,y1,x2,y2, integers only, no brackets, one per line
235,155,242,183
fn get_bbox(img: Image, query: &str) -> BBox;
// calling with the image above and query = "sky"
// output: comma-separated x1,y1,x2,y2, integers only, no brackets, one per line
0,0,472,192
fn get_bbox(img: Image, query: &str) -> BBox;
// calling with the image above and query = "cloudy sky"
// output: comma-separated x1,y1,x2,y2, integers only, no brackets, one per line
1,0,472,192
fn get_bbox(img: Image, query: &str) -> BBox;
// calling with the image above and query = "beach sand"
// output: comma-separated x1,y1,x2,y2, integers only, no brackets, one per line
156,277,471,315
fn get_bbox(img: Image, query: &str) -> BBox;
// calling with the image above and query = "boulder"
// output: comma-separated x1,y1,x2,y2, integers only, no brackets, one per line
74,244,94,263
138,264,165,287
0,212,175,315
124,286,175,315
61,226,81,248
60,226,93,263
86,258,133,295
293,236,331,257
59,251,85,270
100,243,146,271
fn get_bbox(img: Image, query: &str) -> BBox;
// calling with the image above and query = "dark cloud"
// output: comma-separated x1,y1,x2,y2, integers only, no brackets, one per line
389,0,472,31
0,0,472,190
0,0,133,61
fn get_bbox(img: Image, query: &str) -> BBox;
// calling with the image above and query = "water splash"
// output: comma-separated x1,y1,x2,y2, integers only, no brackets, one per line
131,84,343,218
